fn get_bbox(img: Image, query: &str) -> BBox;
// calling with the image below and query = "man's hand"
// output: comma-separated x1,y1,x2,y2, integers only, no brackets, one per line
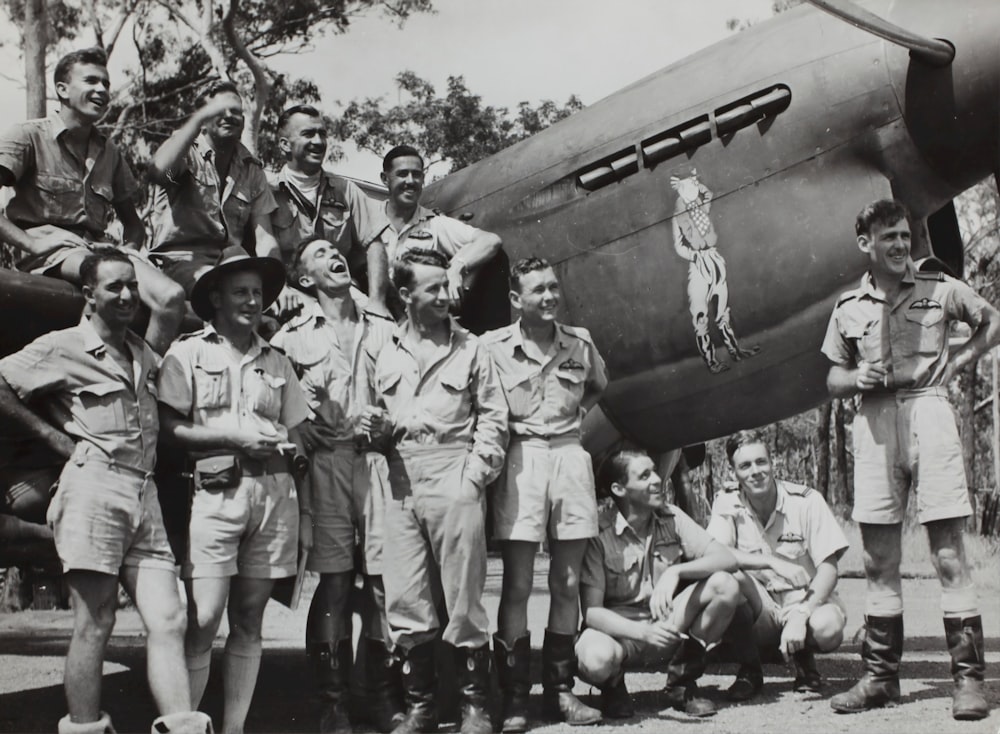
641,620,684,649
770,558,812,589
358,406,389,438
230,430,281,460
298,420,340,452
855,360,888,391
650,568,680,621
446,264,465,304
780,607,809,657
196,94,240,123
298,514,314,555
49,432,77,461
274,286,304,320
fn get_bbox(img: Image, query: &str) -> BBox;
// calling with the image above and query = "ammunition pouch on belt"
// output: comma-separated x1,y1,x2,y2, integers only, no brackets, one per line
193,455,241,491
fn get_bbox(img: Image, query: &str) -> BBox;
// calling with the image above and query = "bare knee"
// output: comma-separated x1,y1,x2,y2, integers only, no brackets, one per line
227,595,267,641
808,605,845,652
146,598,187,640
575,634,624,686
502,565,534,609
706,572,740,607
74,603,116,645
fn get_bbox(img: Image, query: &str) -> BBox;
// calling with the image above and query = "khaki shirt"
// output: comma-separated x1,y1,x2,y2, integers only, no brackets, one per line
707,480,849,606
373,320,509,488
359,203,484,264
822,264,988,389
271,297,394,441
150,135,277,255
581,503,712,616
157,323,309,441
0,116,138,235
482,320,608,438
0,318,159,472
270,168,381,266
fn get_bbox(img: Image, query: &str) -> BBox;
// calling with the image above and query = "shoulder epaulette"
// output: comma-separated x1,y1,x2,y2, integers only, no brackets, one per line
557,323,594,344
596,499,618,531
915,271,945,282
835,291,859,307
480,324,515,344
780,481,812,497
267,343,286,356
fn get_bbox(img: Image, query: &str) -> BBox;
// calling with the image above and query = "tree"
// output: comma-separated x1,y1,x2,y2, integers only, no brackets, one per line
334,71,584,174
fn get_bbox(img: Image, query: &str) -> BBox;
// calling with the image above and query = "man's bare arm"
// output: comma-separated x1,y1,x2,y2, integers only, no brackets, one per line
0,377,74,459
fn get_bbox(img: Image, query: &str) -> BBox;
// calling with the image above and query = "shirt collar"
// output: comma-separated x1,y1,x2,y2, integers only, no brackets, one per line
391,316,461,350
202,321,269,356
384,201,435,230
49,114,104,143
858,262,916,300
287,290,371,331
507,319,569,357
195,134,254,164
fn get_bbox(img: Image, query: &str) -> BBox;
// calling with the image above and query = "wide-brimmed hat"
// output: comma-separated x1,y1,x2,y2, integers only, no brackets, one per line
190,245,286,321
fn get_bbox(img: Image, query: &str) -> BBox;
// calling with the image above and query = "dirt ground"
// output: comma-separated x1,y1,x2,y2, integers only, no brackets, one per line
0,565,997,734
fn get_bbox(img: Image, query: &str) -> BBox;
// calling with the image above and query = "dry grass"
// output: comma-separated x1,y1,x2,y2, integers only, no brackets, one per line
837,519,1000,589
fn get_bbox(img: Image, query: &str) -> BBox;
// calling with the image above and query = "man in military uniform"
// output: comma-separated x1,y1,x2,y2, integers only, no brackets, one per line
575,449,740,719
707,430,848,699
359,146,502,306
0,248,209,734
482,257,607,729
272,236,396,733
149,81,280,296
270,105,388,314
158,246,312,733
823,199,999,720
360,248,508,734
0,47,185,355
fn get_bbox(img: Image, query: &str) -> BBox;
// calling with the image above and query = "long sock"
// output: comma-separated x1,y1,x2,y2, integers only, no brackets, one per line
222,637,262,734
185,649,212,708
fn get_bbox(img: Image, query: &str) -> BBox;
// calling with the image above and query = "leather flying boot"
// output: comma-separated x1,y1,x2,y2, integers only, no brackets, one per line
791,649,822,693
366,638,406,733
830,615,902,713
310,640,353,733
600,673,634,719
392,641,438,734
541,629,601,725
494,634,530,732
944,616,989,721
150,711,214,734
662,638,716,717
454,644,493,734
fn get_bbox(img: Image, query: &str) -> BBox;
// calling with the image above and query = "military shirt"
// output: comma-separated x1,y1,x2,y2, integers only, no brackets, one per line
0,318,159,472
150,135,277,254
0,116,138,235
360,203,485,265
580,503,712,616
482,320,608,438
270,168,381,265
373,319,509,488
822,263,988,389
271,296,394,441
157,323,309,441
707,480,849,605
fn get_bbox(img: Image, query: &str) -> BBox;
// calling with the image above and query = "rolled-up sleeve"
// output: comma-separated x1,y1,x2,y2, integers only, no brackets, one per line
821,308,854,366
464,343,509,488
0,123,31,182
157,349,194,416
580,537,607,594
0,335,63,401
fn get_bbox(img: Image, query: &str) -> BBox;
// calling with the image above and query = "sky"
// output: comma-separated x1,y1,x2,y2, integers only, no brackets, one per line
0,0,777,180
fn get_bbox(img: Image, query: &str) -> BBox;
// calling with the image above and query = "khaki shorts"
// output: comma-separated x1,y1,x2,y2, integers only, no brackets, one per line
493,436,598,542
47,454,176,576
309,446,389,575
575,583,700,669
853,388,971,524
184,469,298,579
746,574,846,648
17,225,148,277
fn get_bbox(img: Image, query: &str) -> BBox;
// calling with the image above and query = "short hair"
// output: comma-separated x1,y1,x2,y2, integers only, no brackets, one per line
195,80,241,111
79,247,132,289
509,257,553,292
596,449,648,498
725,429,770,464
287,234,334,296
382,145,424,172
278,104,322,136
855,199,909,238
54,47,108,88
392,248,448,291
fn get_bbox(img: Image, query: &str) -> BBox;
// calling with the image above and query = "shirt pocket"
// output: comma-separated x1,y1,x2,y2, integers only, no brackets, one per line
604,545,642,602
433,365,472,423
249,370,287,421
498,370,536,420
36,174,83,214
224,189,253,234
319,199,350,233
73,381,129,435
903,308,945,355
87,181,114,228
193,363,231,409
844,322,881,364
551,368,585,416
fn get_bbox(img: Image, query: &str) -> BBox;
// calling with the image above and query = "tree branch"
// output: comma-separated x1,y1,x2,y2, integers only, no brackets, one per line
103,0,144,56
223,0,271,155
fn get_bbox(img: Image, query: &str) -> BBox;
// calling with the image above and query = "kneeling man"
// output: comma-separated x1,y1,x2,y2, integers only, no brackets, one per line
708,430,848,698
576,449,740,719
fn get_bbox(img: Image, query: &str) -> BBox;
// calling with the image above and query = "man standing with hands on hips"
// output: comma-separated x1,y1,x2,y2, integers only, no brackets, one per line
822,199,999,720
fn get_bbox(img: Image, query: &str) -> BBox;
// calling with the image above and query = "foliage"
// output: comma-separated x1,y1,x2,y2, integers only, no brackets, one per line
334,71,584,174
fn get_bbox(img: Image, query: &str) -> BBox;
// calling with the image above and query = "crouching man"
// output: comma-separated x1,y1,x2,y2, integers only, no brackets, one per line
361,248,508,734
0,248,209,734
575,449,740,719
707,430,848,699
